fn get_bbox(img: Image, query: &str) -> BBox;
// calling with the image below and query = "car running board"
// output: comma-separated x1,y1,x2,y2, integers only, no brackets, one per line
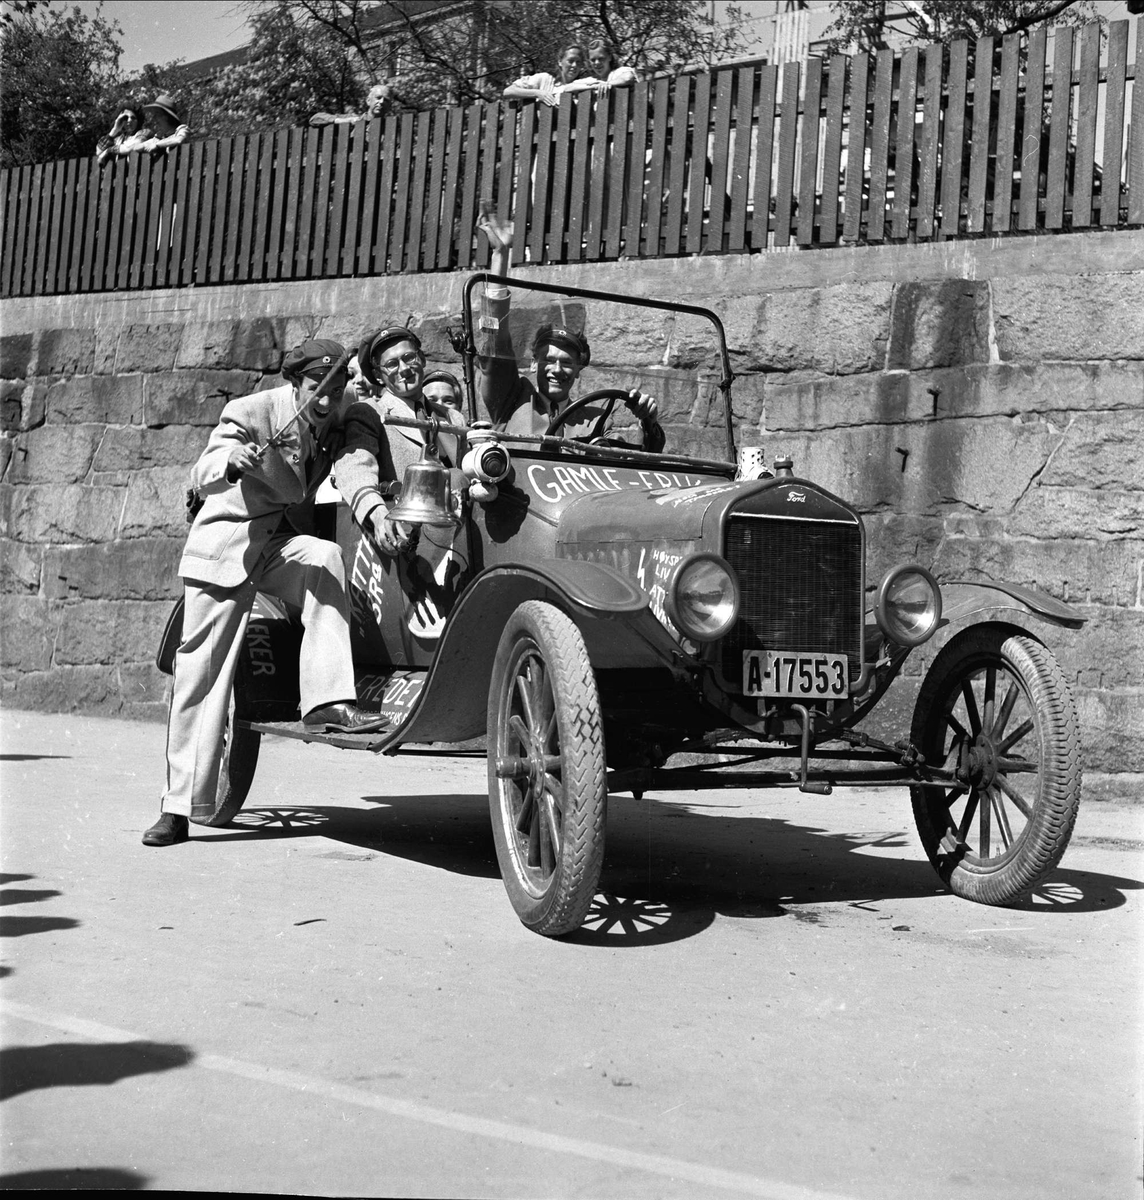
239,719,393,751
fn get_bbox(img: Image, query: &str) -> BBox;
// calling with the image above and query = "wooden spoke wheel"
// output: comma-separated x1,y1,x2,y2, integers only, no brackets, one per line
487,601,606,936
910,625,1081,905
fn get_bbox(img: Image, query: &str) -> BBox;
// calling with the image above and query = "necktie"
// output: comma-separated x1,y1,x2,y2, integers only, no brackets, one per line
302,426,318,487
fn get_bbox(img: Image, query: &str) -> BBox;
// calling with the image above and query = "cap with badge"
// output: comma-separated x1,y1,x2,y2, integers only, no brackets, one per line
531,324,590,366
280,339,348,382
421,369,462,394
359,326,423,388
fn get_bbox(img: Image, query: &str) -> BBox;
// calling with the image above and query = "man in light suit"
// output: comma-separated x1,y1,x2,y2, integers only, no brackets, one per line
143,339,388,848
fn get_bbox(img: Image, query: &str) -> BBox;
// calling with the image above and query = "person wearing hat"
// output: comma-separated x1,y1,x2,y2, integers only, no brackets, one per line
143,340,389,848
140,93,191,152
420,370,464,419
475,208,662,449
334,327,465,556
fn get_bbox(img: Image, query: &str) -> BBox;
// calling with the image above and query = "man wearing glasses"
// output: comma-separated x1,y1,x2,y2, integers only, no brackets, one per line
334,327,464,556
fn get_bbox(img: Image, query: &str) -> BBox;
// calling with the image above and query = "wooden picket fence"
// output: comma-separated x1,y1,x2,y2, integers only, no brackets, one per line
2,18,1140,298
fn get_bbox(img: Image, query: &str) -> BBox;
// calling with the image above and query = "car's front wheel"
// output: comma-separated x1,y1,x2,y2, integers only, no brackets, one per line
910,624,1081,905
487,600,606,936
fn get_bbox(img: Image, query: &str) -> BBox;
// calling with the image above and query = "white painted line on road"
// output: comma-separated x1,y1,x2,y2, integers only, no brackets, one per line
5,1001,858,1200
962,927,1031,934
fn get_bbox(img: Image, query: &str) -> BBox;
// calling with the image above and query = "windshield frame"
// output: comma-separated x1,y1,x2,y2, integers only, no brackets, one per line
460,273,738,466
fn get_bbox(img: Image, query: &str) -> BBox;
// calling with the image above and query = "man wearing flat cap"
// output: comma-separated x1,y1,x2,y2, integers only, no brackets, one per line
143,340,388,848
475,209,663,450
334,326,465,554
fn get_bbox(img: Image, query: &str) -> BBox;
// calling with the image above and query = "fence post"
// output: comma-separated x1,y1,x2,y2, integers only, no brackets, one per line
1045,26,1074,230
1102,20,1130,227
773,61,801,247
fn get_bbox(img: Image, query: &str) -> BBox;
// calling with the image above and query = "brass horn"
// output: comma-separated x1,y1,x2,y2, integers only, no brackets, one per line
387,443,460,528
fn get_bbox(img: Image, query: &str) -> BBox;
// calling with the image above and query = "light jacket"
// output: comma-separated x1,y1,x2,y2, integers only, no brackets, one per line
180,384,342,587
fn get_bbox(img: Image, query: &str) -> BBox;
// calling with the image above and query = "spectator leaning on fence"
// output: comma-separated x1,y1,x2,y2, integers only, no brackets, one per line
502,44,587,106
310,83,394,128
96,106,152,164
139,93,190,152
576,39,637,93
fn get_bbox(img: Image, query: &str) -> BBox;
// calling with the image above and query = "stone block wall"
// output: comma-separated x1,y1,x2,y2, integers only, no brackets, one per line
1,232,1141,786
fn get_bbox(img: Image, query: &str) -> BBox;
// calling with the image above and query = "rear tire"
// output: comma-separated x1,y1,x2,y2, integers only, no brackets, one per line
190,702,261,827
488,601,606,936
910,625,1081,905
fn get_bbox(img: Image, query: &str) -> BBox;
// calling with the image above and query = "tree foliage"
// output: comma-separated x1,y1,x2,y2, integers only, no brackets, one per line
822,0,1099,53
198,3,367,134
237,0,751,111
1,0,752,162
0,1,124,166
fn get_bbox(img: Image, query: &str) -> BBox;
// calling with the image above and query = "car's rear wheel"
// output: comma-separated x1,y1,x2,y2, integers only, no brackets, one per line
488,601,606,936
910,624,1081,905
190,700,260,827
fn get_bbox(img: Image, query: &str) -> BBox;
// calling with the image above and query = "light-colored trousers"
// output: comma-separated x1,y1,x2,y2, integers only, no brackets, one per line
161,530,356,817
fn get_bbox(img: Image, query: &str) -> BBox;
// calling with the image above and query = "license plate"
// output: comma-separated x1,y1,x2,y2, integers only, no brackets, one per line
742,651,849,698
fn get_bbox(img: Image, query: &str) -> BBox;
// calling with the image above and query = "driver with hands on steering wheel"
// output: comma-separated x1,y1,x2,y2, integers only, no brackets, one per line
475,208,664,451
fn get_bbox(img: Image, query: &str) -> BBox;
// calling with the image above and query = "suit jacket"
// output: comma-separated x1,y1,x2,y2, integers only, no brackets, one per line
180,384,342,587
334,392,462,530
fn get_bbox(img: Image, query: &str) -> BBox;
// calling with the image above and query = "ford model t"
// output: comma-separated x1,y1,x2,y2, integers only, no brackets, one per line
161,275,1084,937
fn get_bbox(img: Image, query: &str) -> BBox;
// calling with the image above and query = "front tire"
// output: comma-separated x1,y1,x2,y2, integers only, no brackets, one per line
488,601,607,936
910,625,1081,905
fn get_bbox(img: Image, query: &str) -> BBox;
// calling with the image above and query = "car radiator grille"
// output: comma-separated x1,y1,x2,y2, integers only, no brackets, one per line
721,515,863,686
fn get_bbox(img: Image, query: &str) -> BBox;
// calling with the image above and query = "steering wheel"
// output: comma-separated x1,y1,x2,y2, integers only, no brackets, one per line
544,388,630,442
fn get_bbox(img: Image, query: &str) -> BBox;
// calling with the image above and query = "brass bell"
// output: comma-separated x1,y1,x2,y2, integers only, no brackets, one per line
387,444,460,528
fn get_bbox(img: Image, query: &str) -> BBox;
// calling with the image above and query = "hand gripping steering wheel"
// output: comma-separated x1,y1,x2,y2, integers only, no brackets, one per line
544,389,631,442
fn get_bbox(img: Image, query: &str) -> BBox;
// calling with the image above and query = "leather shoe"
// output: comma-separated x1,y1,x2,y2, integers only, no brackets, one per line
302,703,391,734
142,812,189,847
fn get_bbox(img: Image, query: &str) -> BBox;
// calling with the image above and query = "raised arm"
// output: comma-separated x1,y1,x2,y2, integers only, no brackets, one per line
475,207,527,427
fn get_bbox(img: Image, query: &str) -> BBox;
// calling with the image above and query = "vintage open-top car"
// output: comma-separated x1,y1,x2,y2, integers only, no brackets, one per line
159,275,1084,937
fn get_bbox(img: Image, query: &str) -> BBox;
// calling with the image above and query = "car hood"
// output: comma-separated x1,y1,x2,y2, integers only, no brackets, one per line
555,475,859,549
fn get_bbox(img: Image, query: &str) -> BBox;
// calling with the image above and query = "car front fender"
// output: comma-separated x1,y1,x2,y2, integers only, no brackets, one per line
391,560,685,746
939,580,1086,631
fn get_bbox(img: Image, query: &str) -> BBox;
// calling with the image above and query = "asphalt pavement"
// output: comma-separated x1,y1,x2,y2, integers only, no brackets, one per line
1,708,1141,1199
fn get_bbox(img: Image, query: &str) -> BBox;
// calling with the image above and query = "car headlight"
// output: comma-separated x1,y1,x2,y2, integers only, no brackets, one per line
462,440,511,484
874,565,942,647
665,553,740,642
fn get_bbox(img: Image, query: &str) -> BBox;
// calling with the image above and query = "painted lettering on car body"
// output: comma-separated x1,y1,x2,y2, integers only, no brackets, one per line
245,622,276,676
525,463,706,505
